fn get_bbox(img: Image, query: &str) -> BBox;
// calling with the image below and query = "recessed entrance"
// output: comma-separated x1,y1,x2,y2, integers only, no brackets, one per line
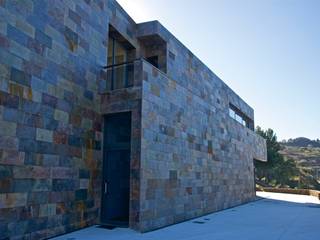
101,112,131,227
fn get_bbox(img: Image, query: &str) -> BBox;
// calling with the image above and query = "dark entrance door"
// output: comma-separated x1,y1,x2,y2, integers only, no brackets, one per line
101,112,131,227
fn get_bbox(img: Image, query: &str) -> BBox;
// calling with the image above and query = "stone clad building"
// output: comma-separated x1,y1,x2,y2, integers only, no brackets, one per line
0,0,267,239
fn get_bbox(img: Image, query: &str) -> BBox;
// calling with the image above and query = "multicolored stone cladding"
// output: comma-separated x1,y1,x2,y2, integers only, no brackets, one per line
0,0,267,239
0,0,109,239
139,60,266,231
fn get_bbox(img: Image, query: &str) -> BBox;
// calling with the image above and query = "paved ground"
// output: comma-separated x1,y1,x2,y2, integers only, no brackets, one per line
53,192,320,240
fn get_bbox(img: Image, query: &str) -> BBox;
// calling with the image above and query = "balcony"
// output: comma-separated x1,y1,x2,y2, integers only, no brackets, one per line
102,61,135,91
99,59,147,114
100,58,162,94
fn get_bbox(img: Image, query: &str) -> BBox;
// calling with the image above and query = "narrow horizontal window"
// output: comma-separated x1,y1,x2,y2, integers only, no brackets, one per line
229,108,236,119
229,104,254,130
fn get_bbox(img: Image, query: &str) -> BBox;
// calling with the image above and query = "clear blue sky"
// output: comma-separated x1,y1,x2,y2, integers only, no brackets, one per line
117,0,320,140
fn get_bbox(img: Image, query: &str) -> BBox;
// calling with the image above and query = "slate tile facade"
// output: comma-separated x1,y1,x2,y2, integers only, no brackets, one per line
0,0,267,239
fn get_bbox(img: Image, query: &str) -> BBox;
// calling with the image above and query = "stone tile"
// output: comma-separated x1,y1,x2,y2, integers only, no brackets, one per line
8,40,31,61
150,84,160,97
42,93,58,108
6,0,33,16
81,118,92,129
43,116,59,130
54,109,69,124
79,169,90,179
0,136,19,151
0,193,27,209
27,192,48,205
52,179,75,192
2,107,19,122
12,179,34,192
0,48,23,70
15,18,35,38
9,82,24,98
10,67,31,87
64,26,78,52
36,128,53,143
0,165,12,180
39,204,55,217
0,207,18,222
0,178,12,193
75,189,87,201
7,220,28,237
13,166,50,179
31,76,47,92
0,79,9,93
47,203,57,216
35,29,52,48
0,120,16,136
68,9,81,26
16,124,36,139
27,217,48,234
18,138,38,152
0,150,25,165
0,33,10,48
32,179,51,192
7,24,29,46
53,131,68,145
51,167,76,179
42,154,59,167
79,179,89,189
0,91,20,108
0,222,9,239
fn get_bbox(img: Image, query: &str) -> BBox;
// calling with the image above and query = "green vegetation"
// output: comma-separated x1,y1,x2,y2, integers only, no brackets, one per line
254,127,320,190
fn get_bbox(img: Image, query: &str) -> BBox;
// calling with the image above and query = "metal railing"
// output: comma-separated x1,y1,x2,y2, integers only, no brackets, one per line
103,61,134,91
101,58,166,92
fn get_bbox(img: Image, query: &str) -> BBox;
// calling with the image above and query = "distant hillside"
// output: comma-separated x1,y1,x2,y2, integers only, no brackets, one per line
280,145,320,169
282,137,320,148
279,145,320,190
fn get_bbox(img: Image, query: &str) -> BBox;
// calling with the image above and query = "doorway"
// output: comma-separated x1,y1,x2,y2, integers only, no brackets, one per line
101,112,131,227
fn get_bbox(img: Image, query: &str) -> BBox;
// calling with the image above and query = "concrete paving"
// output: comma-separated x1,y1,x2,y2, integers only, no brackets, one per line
53,192,320,240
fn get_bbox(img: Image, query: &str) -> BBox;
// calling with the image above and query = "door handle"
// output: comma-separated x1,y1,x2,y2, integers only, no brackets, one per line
104,182,108,194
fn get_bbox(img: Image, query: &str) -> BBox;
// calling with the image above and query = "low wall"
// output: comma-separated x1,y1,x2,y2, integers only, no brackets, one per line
258,187,320,200
309,190,320,199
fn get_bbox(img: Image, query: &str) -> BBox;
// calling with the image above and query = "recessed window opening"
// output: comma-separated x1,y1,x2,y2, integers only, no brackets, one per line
229,104,254,130
106,25,135,91
146,55,159,68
